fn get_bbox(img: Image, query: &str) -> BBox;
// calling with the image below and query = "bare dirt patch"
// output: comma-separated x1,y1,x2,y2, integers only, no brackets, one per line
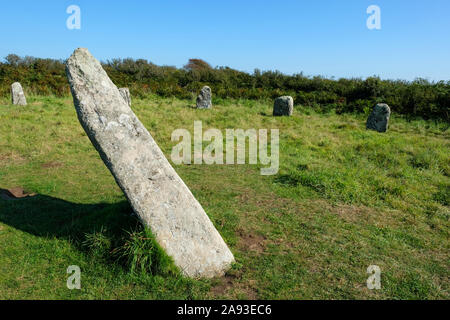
237,191,294,212
210,272,259,299
210,275,235,297
232,280,259,299
327,202,403,228
333,203,375,223
0,187,37,200
0,152,26,166
41,161,63,169
237,229,267,254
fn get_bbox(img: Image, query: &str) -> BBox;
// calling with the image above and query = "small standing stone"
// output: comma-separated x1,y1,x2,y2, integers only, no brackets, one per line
119,88,131,107
273,96,293,116
11,82,27,106
196,86,212,109
366,103,391,132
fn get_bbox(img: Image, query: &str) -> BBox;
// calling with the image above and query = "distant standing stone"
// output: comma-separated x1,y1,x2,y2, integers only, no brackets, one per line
119,88,131,107
11,82,27,105
65,48,234,278
366,103,391,132
273,96,293,116
196,86,212,109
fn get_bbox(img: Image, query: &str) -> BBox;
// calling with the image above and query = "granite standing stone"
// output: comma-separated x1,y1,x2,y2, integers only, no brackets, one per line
11,82,27,105
119,88,131,107
196,86,212,109
273,96,293,116
366,103,391,132
66,48,234,278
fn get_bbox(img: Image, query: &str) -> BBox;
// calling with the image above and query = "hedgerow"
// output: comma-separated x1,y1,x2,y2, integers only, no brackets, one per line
1,54,448,121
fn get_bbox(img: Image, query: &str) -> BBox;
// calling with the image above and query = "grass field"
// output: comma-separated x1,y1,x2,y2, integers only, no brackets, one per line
0,95,448,299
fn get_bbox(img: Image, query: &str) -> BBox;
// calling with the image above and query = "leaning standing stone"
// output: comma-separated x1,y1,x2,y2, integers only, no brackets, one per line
66,48,234,278
196,86,212,109
273,96,293,116
119,88,131,107
11,82,27,105
366,103,391,132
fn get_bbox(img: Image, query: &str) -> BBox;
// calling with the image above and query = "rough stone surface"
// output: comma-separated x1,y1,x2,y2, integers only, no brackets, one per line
119,88,131,107
66,48,234,278
366,103,391,132
196,86,212,109
273,96,293,116
11,82,27,105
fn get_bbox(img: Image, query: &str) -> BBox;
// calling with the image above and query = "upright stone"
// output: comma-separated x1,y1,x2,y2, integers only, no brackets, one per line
119,88,131,107
273,96,293,116
66,48,234,278
196,86,212,109
11,82,27,105
366,103,391,132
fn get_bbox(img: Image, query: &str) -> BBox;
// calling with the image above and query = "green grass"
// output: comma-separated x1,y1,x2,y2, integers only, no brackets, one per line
0,95,448,299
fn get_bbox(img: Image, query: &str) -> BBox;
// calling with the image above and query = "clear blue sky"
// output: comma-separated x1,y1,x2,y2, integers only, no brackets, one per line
0,0,449,81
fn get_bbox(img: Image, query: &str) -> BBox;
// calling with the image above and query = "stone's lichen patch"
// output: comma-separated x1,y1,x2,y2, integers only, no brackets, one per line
119,88,131,107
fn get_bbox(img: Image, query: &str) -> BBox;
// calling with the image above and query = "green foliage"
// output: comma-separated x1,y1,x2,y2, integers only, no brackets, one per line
1,54,448,121
81,221,178,276
83,227,112,259
113,228,178,276
433,182,450,206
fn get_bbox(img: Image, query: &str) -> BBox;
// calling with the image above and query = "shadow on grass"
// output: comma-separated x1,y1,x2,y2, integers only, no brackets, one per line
0,190,176,271
274,174,300,187
0,191,137,243
0,189,180,276
0,190,205,298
